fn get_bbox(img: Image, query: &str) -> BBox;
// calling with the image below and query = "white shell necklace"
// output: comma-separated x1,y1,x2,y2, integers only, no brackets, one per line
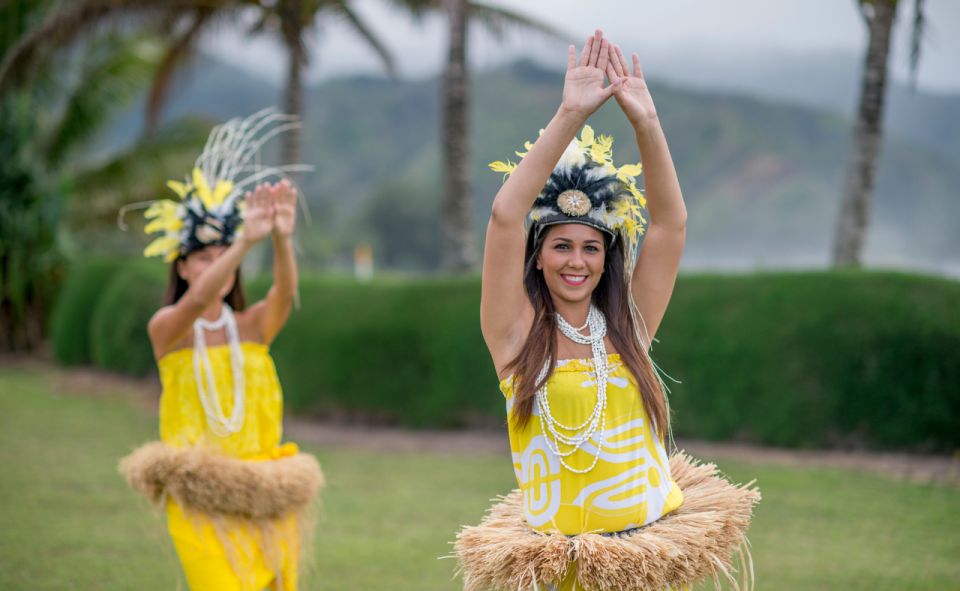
192,303,246,437
536,303,608,474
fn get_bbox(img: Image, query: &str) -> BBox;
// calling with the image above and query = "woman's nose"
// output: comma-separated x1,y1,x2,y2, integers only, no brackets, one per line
569,249,586,267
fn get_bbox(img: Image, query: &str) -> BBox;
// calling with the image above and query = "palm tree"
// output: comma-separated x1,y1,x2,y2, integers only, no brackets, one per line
0,12,186,350
832,0,925,267
392,0,567,272
0,0,396,169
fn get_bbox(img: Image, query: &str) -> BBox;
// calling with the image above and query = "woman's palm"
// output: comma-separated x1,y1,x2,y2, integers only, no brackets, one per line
272,181,297,237
561,32,617,116
563,66,610,115
242,186,274,244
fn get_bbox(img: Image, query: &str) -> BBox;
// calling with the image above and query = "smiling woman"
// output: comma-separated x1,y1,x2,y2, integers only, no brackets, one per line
454,30,760,591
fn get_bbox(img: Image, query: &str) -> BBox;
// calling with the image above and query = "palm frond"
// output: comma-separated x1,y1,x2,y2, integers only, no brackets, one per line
331,0,396,76
374,0,436,24
44,34,162,168
0,0,244,93
69,116,213,225
145,8,217,134
465,1,570,42
1,0,56,57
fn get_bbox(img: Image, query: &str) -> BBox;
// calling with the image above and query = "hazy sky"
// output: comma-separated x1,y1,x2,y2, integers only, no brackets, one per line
207,0,960,93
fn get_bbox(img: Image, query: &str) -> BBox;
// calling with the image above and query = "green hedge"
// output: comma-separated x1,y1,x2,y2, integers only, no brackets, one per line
50,264,960,451
252,276,495,428
50,259,130,365
88,262,166,376
656,271,960,452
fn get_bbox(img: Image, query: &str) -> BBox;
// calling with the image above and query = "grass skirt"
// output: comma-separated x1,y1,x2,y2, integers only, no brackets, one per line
454,452,761,591
120,442,324,590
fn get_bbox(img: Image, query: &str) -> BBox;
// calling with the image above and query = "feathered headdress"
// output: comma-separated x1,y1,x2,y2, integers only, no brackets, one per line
489,125,647,266
122,107,311,262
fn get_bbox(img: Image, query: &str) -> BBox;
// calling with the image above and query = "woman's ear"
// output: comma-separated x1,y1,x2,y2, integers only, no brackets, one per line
176,258,187,281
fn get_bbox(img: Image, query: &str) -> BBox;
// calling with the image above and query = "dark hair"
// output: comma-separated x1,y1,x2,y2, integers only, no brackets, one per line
164,252,246,310
504,223,669,438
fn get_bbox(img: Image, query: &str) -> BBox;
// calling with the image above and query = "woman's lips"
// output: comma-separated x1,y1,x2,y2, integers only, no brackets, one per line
561,274,588,286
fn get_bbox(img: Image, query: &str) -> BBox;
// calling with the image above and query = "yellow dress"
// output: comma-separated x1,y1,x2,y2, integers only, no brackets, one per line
159,342,300,591
502,354,685,590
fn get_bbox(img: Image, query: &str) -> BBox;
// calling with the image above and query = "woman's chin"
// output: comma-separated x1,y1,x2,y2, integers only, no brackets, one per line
549,284,594,305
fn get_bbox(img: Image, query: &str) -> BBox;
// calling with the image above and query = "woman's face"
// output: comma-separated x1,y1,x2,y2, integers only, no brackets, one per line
177,245,234,299
536,223,606,305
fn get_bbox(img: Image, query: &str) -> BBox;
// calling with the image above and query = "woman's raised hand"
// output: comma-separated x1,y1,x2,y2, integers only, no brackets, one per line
270,180,297,238
605,44,658,128
240,184,275,246
561,30,620,117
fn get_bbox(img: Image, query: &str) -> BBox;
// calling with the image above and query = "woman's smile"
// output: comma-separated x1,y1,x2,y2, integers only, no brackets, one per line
560,273,589,286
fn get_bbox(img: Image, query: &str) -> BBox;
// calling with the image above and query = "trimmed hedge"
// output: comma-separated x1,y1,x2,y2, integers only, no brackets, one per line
656,271,960,452
250,276,495,428
50,264,960,451
89,262,166,375
50,259,128,365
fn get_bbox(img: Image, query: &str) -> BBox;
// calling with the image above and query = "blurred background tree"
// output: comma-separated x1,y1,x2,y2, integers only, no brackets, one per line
385,0,565,272
833,0,926,266
0,1,399,174
0,2,199,350
1,0,560,276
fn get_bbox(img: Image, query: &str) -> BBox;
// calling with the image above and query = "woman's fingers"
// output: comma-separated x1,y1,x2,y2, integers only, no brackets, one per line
587,29,603,67
259,184,269,207
632,52,645,79
276,181,290,206
614,45,630,78
602,76,621,100
605,62,620,87
578,34,594,67
566,44,577,72
596,38,610,73
607,44,622,79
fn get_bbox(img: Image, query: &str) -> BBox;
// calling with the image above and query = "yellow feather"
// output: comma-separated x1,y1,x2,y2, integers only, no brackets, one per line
143,235,180,259
580,125,595,147
144,215,183,234
618,163,643,179
192,167,213,210
144,200,176,219
166,180,188,199
489,160,517,180
591,143,608,165
515,141,534,158
210,180,234,207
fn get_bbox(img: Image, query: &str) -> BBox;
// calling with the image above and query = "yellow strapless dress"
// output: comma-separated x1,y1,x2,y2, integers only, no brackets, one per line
502,354,685,590
159,342,300,591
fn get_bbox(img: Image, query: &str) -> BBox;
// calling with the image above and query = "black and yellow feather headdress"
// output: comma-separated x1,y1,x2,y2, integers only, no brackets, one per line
490,125,647,264
125,107,310,261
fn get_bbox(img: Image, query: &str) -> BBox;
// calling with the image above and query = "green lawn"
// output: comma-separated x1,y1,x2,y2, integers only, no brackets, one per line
0,365,957,590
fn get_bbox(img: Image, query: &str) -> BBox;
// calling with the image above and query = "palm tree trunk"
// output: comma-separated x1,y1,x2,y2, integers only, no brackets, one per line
281,20,304,169
832,0,898,267
267,9,306,275
440,0,477,272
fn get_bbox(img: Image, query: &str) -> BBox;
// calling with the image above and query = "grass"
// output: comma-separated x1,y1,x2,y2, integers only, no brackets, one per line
0,364,958,590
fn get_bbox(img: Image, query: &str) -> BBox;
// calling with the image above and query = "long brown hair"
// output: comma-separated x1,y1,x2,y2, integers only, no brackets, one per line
164,253,246,310
504,224,669,438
